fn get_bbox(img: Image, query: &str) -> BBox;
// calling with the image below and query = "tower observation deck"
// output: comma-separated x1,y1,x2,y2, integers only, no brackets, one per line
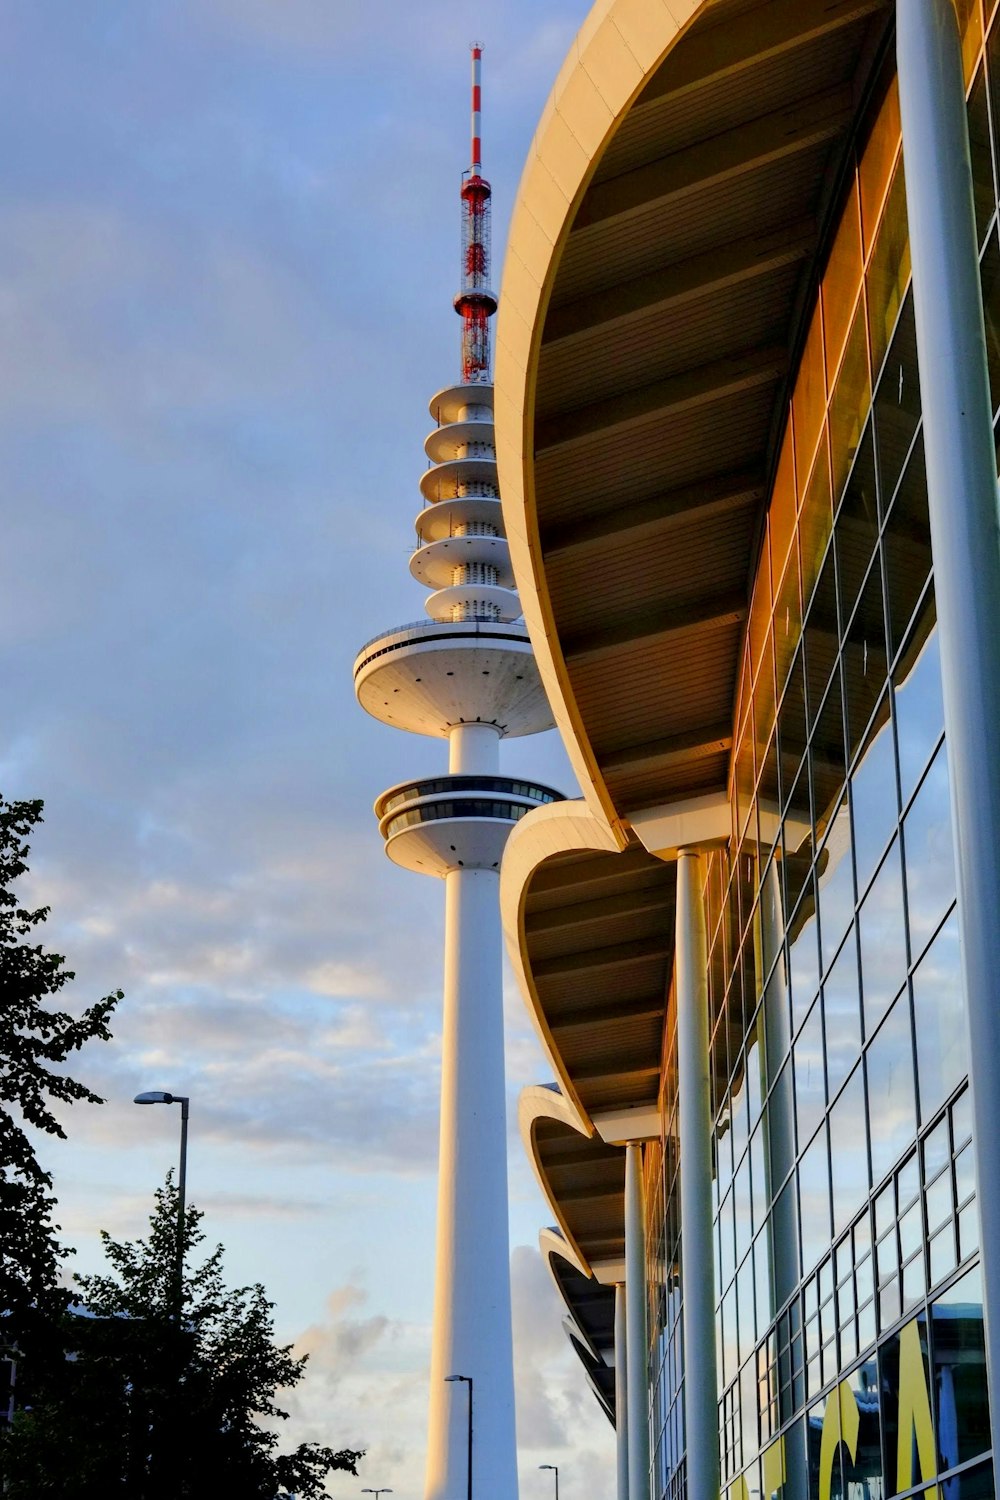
353,45,557,1500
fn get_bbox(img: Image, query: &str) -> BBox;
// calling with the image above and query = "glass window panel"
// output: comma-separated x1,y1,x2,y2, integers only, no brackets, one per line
867,990,917,1185
788,898,820,1031
830,1064,869,1234
956,0,984,81
882,436,932,658
899,1196,924,1261
843,553,889,760
912,912,967,1122
923,1115,950,1180
850,703,899,895
825,929,863,1101
794,307,827,486
880,1309,933,1496
858,838,908,1035
903,740,955,963
825,179,864,383
933,1263,990,1466
959,1200,980,1259
873,294,921,506
982,228,1000,417
794,997,826,1147
929,1220,957,1287
734,1152,753,1267
968,64,995,246
866,162,911,381
844,1356,883,1500
813,676,847,844
803,562,839,742
893,622,944,808
856,1250,875,1310
925,1170,952,1235
835,424,879,628
810,1390,847,1500
799,1122,832,1275
956,1140,976,1206
830,297,872,503
858,1298,877,1352
778,646,808,800
898,1149,919,1209
952,1087,973,1149
902,1248,926,1311
860,77,901,256
800,435,834,622
818,798,854,971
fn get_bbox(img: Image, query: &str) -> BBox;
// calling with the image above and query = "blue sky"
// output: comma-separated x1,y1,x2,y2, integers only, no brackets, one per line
1,1,615,1495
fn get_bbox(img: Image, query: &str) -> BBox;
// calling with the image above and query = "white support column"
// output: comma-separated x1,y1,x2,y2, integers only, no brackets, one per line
625,1144,650,1500
424,864,518,1500
676,849,720,1500
898,0,1000,1454
615,1281,630,1500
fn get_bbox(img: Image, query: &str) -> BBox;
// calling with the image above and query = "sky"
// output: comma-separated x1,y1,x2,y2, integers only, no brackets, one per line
0,2,617,1496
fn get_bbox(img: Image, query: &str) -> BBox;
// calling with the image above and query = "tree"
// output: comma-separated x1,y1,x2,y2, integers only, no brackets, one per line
2,1177,364,1498
0,796,121,1339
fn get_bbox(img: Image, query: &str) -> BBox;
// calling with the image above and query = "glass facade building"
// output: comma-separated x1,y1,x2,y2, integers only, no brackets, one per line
497,4,1000,1500
645,15,1000,1500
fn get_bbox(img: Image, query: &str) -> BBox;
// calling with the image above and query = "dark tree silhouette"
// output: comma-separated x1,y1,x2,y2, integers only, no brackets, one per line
0,796,120,1340
2,1178,364,1498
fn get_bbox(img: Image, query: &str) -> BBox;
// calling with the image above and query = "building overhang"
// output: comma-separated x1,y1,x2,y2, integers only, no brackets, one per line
496,0,894,841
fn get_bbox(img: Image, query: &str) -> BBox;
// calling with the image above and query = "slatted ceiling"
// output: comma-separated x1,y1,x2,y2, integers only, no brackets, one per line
529,907,671,964
549,142,835,309
526,846,666,903
537,965,663,1015
537,267,799,420
609,753,732,814
601,18,868,184
534,392,777,531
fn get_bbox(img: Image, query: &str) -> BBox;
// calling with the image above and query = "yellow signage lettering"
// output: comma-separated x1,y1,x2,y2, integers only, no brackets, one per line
819,1380,860,1500
896,1319,939,1500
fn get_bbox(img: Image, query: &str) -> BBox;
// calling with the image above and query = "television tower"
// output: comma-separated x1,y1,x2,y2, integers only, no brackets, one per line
353,46,557,1500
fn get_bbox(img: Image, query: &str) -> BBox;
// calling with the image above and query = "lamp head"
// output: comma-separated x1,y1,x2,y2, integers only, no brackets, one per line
134,1091,174,1105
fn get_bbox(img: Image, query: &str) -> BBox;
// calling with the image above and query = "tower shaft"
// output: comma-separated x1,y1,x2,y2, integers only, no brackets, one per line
426,848,518,1500
353,46,559,1500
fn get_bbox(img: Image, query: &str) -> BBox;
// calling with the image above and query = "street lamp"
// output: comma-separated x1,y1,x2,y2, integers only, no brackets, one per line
361,1490,393,1499
134,1090,190,1315
445,1373,473,1500
540,1465,559,1500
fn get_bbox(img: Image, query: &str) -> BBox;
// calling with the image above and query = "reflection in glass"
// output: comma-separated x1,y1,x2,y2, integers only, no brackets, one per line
893,624,944,807
866,993,916,1187
850,707,899,895
858,840,907,1035
818,799,854,972
912,913,967,1123
866,163,910,381
933,1264,990,1470
799,1123,831,1277
882,436,932,657
902,741,955,964
873,295,920,505
824,930,863,1101
830,1065,868,1234
795,999,826,1148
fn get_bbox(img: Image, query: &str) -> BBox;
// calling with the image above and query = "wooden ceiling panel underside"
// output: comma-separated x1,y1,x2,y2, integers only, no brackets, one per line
531,0,893,821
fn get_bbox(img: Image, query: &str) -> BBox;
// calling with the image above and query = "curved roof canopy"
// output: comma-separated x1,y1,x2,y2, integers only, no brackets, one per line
496,0,893,841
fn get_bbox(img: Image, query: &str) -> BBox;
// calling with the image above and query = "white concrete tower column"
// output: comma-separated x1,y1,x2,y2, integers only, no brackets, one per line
624,1144,650,1500
675,849,720,1500
615,1281,630,1500
897,0,1000,1455
425,859,518,1500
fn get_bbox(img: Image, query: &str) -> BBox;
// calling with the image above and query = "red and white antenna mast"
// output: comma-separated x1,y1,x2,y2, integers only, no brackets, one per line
454,44,497,384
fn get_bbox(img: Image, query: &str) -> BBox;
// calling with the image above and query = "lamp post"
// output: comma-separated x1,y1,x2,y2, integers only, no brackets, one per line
445,1373,473,1500
540,1464,559,1500
134,1090,189,1316
361,1489,393,1499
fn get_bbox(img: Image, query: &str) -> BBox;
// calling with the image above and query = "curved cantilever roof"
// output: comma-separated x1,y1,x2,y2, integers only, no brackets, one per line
503,800,675,1127
495,0,893,842
520,1083,627,1275
540,1226,617,1424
